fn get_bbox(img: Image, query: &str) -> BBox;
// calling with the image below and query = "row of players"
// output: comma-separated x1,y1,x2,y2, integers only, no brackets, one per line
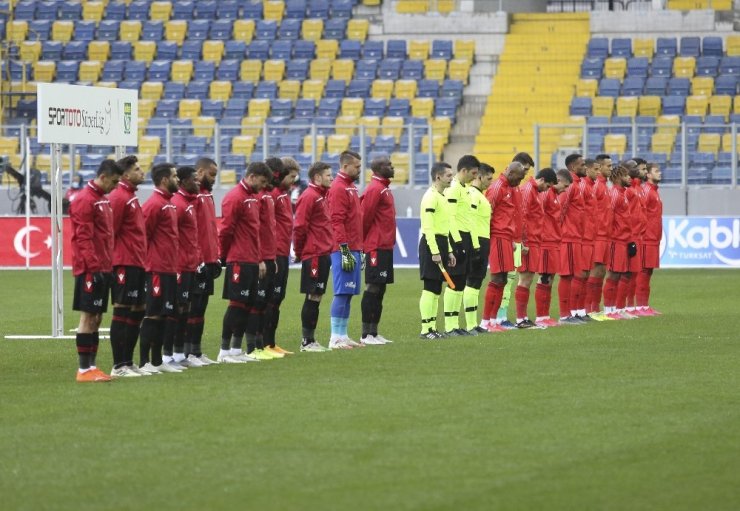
69,151,397,382
417,153,663,338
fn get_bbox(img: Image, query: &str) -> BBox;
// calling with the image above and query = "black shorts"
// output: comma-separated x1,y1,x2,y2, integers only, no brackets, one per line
222,262,259,304
255,259,276,306
177,271,195,305
447,230,472,276
145,272,178,317
192,263,219,296
419,234,450,281
468,237,490,282
111,265,146,306
364,249,394,284
271,255,290,303
73,272,111,314
300,254,331,295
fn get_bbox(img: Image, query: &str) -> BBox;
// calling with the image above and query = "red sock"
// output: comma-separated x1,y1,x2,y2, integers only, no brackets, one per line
535,283,552,318
585,277,600,313
487,281,506,319
570,276,585,313
625,273,637,308
515,286,530,320
616,274,631,309
483,282,497,321
636,269,651,307
603,277,618,308
558,275,572,318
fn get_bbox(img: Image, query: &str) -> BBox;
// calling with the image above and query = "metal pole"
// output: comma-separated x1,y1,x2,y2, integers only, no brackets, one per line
262,122,268,161
115,145,125,160
310,123,317,163
427,121,433,186
732,122,737,189
50,143,64,338
214,123,221,186
407,124,415,187
631,120,637,158
534,124,540,171
165,122,173,162
582,123,588,159
680,121,687,189
359,124,366,190
21,124,30,269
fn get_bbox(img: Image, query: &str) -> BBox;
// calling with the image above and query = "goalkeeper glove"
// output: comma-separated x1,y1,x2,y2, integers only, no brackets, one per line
340,244,355,272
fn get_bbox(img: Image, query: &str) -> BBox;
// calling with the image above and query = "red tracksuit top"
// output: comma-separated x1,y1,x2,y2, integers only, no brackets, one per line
560,172,584,243
485,174,517,241
540,187,563,249
642,182,663,246
327,171,363,252
520,177,543,247
142,188,178,273
195,186,218,264
272,186,294,257
109,179,146,269
627,178,647,241
293,183,332,261
172,189,201,273
581,176,596,245
594,175,611,242
219,179,261,264
608,185,631,243
70,181,114,276
259,189,277,261
361,175,396,252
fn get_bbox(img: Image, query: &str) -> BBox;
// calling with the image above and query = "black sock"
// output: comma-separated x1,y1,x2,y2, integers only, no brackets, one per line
262,303,279,346
221,306,239,350
301,298,320,340
76,332,95,370
141,318,165,366
109,307,128,368
91,331,100,367
163,316,178,357
175,312,188,355
126,309,145,365
188,319,204,356
361,291,380,338
245,311,260,352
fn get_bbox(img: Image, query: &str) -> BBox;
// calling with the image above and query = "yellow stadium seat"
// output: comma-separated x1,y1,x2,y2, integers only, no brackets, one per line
382,116,404,143
360,116,381,138
233,20,255,43
264,59,286,81
576,79,598,97
302,80,325,103
564,116,586,135
220,170,237,185
310,58,332,81
633,38,654,61
316,39,339,60
347,19,369,41
691,76,714,96
241,117,263,137
119,21,142,42
394,80,417,100
448,59,471,84
240,60,263,82
728,35,740,57
97,82,118,89
657,115,681,134
19,41,41,62
604,134,627,155
137,154,154,171
134,41,157,63
389,152,409,184
150,1,172,21
335,115,358,136
179,99,201,119
248,99,271,119
138,99,157,119
421,134,445,158
709,95,731,120
735,95,740,115
232,135,257,157
52,21,73,43
651,133,675,155
604,57,627,80
88,41,110,61
171,60,194,83
8,20,29,44
411,97,434,118
139,136,161,155
686,95,709,117
209,81,232,101
264,0,285,21
431,116,452,141
327,134,350,153
397,0,429,14
279,80,301,101
302,19,324,41
341,98,364,117
303,134,326,154
165,20,187,45
78,61,102,82
0,137,20,155
673,56,696,78
83,1,105,22
436,0,454,13
202,40,224,63
638,96,662,117
616,96,638,118
193,116,216,139
558,133,582,148
32,61,55,83
454,39,475,63
332,59,355,84
697,133,721,154
371,79,393,100
409,40,430,61
425,59,447,83
592,96,614,117
721,133,740,152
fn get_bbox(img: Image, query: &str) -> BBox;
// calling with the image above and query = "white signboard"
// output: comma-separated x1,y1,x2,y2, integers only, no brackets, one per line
37,83,138,146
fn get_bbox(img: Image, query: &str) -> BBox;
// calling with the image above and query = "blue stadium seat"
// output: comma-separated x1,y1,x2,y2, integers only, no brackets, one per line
431,40,453,60
318,98,341,117
378,58,402,80
703,115,725,134
142,21,164,41
287,59,309,80
621,76,645,96
210,19,233,40
587,38,609,59
56,61,79,82
102,60,125,81
715,74,738,95
127,1,150,21
248,41,271,60
679,36,700,57
256,21,278,40
272,40,294,59
272,99,293,117
125,61,147,81
82,154,106,171
223,153,247,171
14,1,36,21
332,0,353,18
651,56,674,77
417,79,438,98
182,40,203,60
242,0,263,19
194,61,215,80
662,95,686,115
580,58,603,79
30,20,52,41
435,98,457,119
186,80,209,99
324,18,347,40
325,79,345,98
667,77,690,96
217,59,239,81
627,57,649,78
307,0,330,19
73,21,96,41
286,0,307,19
609,116,631,135
96,20,120,42
195,0,217,19
363,40,384,59
42,41,63,61
401,60,423,80
719,56,740,75
105,2,127,21
386,40,407,59
645,76,668,96
356,59,378,80
225,98,248,116
598,78,621,97
280,134,302,153
59,1,83,20
364,98,386,116
702,36,723,57
373,136,395,153
255,81,278,99
157,41,178,60
63,41,88,60
570,97,592,116
696,56,719,77
163,81,186,99
188,19,210,41
294,40,316,59
279,19,302,40
111,41,132,60
232,82,254,99
441,80,463,102
656,37,677,58
217,1,239,20
340,39,361,60
225,40,246,59
172,0,195,19
149,60,171,81
295,98,316,117
587,116,610,136
388,98,410,117
185,136,208,154
347,79,371,98
611,38,632,58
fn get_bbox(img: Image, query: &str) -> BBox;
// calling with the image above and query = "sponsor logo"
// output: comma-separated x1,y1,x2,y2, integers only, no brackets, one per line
47,101,112,135
126,290,139,298
240,289,250,296
316,282,325,289
123,101,132,135
379,271,388,278
93,299,103,307
662,218,740,266
274,286,282,294
344,281,356,289
257,289,266,298
117,270,125,283
165,301,173,310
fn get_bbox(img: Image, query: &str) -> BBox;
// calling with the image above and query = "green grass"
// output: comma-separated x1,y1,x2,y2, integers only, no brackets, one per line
1,269,739,511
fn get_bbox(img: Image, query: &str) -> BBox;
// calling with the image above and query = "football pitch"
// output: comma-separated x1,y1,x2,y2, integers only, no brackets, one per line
1,268,739,511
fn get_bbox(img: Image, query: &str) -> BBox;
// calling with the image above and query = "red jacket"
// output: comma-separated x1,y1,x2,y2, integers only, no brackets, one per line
540,187,563,249
172,189,201,272
327,171,363,252
608,185,631,243
627,178,647,241
109,179,146,268
259,189,277,261
485,174,517,241
581,176,596,244
195,186,219,264
520,177,543,247
594,175,611,242
293,183,332,261
142,188,178,273
361,175,396,252
642,182,663,245
560,172,584,243
70,181,114,276
272,186,293,257
219,179,261,264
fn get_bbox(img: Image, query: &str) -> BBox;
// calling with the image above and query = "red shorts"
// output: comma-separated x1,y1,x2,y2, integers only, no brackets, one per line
642,243,660,269
593,239,609,265
488,236,515,274
580,243,594,271
608,241,629,273
628,241,642,273
537,246,560,275
559,242,583,276
517,244,540,273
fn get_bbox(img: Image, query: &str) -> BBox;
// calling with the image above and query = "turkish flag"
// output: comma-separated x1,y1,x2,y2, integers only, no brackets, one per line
0,217,73,267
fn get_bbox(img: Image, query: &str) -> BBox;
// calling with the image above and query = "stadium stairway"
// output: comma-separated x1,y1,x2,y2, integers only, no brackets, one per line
474,13,589,173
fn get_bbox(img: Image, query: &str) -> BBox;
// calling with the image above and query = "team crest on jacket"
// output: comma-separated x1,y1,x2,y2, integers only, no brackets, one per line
117,268,126,284
232,265,241,283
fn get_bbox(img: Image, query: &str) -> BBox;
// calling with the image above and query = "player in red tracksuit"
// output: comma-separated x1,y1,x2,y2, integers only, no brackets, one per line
602,163,634,320
625,158,648,313
636,162,663,316
217,161,272,363
293,162,334,352
70,159,123,382
585,154,613,316
576,159,598,316
140,162,180,373
108,155,148,378
360,156,396,345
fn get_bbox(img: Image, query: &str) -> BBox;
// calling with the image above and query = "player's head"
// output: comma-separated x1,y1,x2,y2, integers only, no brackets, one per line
195,157,217,192
633,157,648,180
177,165,198,194
535,167,557,192
308,161,332,188
279,156,300,190
595,154,612,178
431,161,453,190
512,152,535,174
265,156,285,190
622,159,640,180
554,169,572,194
565,153,586,176
245,161,271,192
610,163,630,186
456,154,480,184
370,155,394,179
646,162,662,184
95,159,124,193
583,158,598,180
340,150,361,180
504,161,526,187
151,162,178,193
117,155,143,186
475,162,495,190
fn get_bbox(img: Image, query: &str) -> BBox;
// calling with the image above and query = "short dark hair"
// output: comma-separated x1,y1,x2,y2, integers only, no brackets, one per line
564,153,582,167
281,156,300,173
634,157,647,165
512,152,535,167
610,164,628,184
595,154,611,162
151,162,174,185
556,169,573,184
308,161,331,181
265,156,285,175
116,155,138,173
246,161,272,180
370,155,390,173
622,159,640,178
457,154,480,172
97,159,123,177
340,150,361,165
647,162,659,172
176,165,196,182
536,167,557,184
195,157,216,170
479,163,495,176
584,158,596,167
431,161,451,180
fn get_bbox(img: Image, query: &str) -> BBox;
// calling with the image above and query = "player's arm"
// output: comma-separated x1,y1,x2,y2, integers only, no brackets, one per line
360,186,380,240
444,185,462,245
217,198,237,261
467,188,481,250
292,197,310,261
420,192,440,255
73,199,100,272
109,193,125,234
520,189,531,248
328,188,349,247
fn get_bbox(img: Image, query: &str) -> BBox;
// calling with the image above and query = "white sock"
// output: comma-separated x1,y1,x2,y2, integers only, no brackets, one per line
229,348,242,356
173,352,185,362
516,317,525,323
578,309,586,317
162,355,173,363
78,367,92,373
219,349,230,357
536,316,548,322
480,319,489,328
